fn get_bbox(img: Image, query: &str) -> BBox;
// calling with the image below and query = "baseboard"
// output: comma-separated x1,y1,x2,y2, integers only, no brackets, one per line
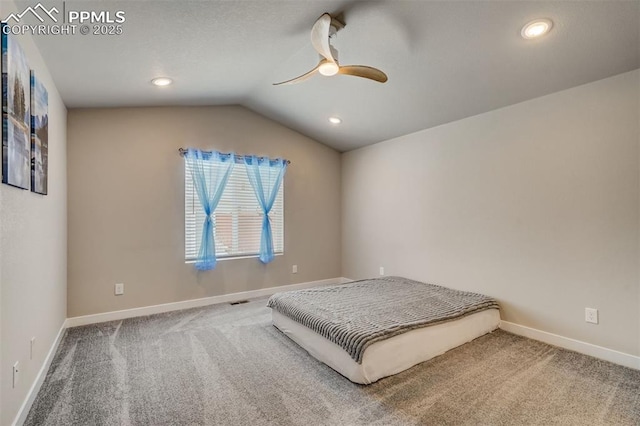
500,321,640,371
66,277,351,327
12,320,67,426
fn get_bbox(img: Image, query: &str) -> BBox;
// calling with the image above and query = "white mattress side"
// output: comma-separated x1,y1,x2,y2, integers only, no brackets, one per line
272,309,500,385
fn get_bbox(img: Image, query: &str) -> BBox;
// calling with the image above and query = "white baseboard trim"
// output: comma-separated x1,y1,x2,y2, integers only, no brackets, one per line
500,321,640,371
66,277,351,327
13,320,67,426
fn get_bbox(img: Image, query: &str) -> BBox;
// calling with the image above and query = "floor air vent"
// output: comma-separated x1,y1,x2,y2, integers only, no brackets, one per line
230,300,249,305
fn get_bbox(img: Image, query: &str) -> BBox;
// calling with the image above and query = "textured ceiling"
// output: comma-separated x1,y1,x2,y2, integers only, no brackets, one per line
20,0,640,151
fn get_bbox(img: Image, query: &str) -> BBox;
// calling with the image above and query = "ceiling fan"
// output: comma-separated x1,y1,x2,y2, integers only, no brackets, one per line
274,13,388,86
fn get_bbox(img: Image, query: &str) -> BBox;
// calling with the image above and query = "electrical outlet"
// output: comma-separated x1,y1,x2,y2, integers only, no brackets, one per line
30,337,36,360
115,283,124,296
292,265,298,274
585,307,598,324
13,362,19,388
379,267,384,276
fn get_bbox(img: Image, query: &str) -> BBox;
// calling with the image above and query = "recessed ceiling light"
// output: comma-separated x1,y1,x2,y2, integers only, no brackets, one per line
329,117,342,124
521,18,553,39
151,77,173,87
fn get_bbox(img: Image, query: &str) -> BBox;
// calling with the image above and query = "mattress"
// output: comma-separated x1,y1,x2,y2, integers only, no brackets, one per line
272,308,501,384
268,276,500,364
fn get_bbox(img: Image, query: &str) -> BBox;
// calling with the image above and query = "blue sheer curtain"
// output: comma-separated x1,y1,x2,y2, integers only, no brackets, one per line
244,156,287,263
185,149,235,270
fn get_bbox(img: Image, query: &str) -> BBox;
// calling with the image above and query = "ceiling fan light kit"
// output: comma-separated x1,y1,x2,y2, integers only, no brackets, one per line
274,13,388,85
318,60,340,76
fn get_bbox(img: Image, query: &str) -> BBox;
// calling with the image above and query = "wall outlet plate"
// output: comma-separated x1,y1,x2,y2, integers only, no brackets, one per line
292,265,298,274
115,283,124,296
379,267,385,276
30,337,36,360
585,307,598,324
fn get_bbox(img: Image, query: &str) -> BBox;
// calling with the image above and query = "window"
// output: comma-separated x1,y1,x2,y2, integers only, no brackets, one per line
185,161,284,261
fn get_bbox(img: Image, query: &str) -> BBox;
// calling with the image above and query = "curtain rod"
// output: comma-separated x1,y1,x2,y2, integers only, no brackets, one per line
178,148,291,165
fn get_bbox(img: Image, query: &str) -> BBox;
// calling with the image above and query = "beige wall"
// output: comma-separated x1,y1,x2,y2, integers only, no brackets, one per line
67,106,341,317
0,1,68,423
342,70,640,356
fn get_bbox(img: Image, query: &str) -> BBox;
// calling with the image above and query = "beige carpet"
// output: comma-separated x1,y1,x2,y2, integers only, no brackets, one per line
25,298,640,425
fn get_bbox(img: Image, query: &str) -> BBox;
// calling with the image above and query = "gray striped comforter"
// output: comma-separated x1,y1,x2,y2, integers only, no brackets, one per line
267,276,500,364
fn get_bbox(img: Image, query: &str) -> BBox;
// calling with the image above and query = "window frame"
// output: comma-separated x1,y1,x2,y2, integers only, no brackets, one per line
184,160,285,262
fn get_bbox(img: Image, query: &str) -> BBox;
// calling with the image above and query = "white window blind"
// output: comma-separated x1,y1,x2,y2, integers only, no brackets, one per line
185,161,284,260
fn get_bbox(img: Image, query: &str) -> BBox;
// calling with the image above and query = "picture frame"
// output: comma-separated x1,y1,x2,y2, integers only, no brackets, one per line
30,70,48,195
2,24,31,190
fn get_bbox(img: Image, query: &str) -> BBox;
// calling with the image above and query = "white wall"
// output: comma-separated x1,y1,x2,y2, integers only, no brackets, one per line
342,70,640,357
0,1,68,424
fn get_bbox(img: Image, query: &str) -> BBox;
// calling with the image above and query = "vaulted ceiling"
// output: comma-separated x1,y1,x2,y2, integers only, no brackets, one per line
24,0,640,151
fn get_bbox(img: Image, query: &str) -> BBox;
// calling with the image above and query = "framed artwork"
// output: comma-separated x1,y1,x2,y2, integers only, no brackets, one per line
30,71,48,195
2,24,31,190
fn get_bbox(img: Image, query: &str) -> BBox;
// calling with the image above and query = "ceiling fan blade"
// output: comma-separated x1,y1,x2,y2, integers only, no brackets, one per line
338,65,388,83
310,13,336,62
273,64,320,86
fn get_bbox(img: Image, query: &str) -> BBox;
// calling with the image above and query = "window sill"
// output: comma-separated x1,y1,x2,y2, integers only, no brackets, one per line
185,252,283,264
